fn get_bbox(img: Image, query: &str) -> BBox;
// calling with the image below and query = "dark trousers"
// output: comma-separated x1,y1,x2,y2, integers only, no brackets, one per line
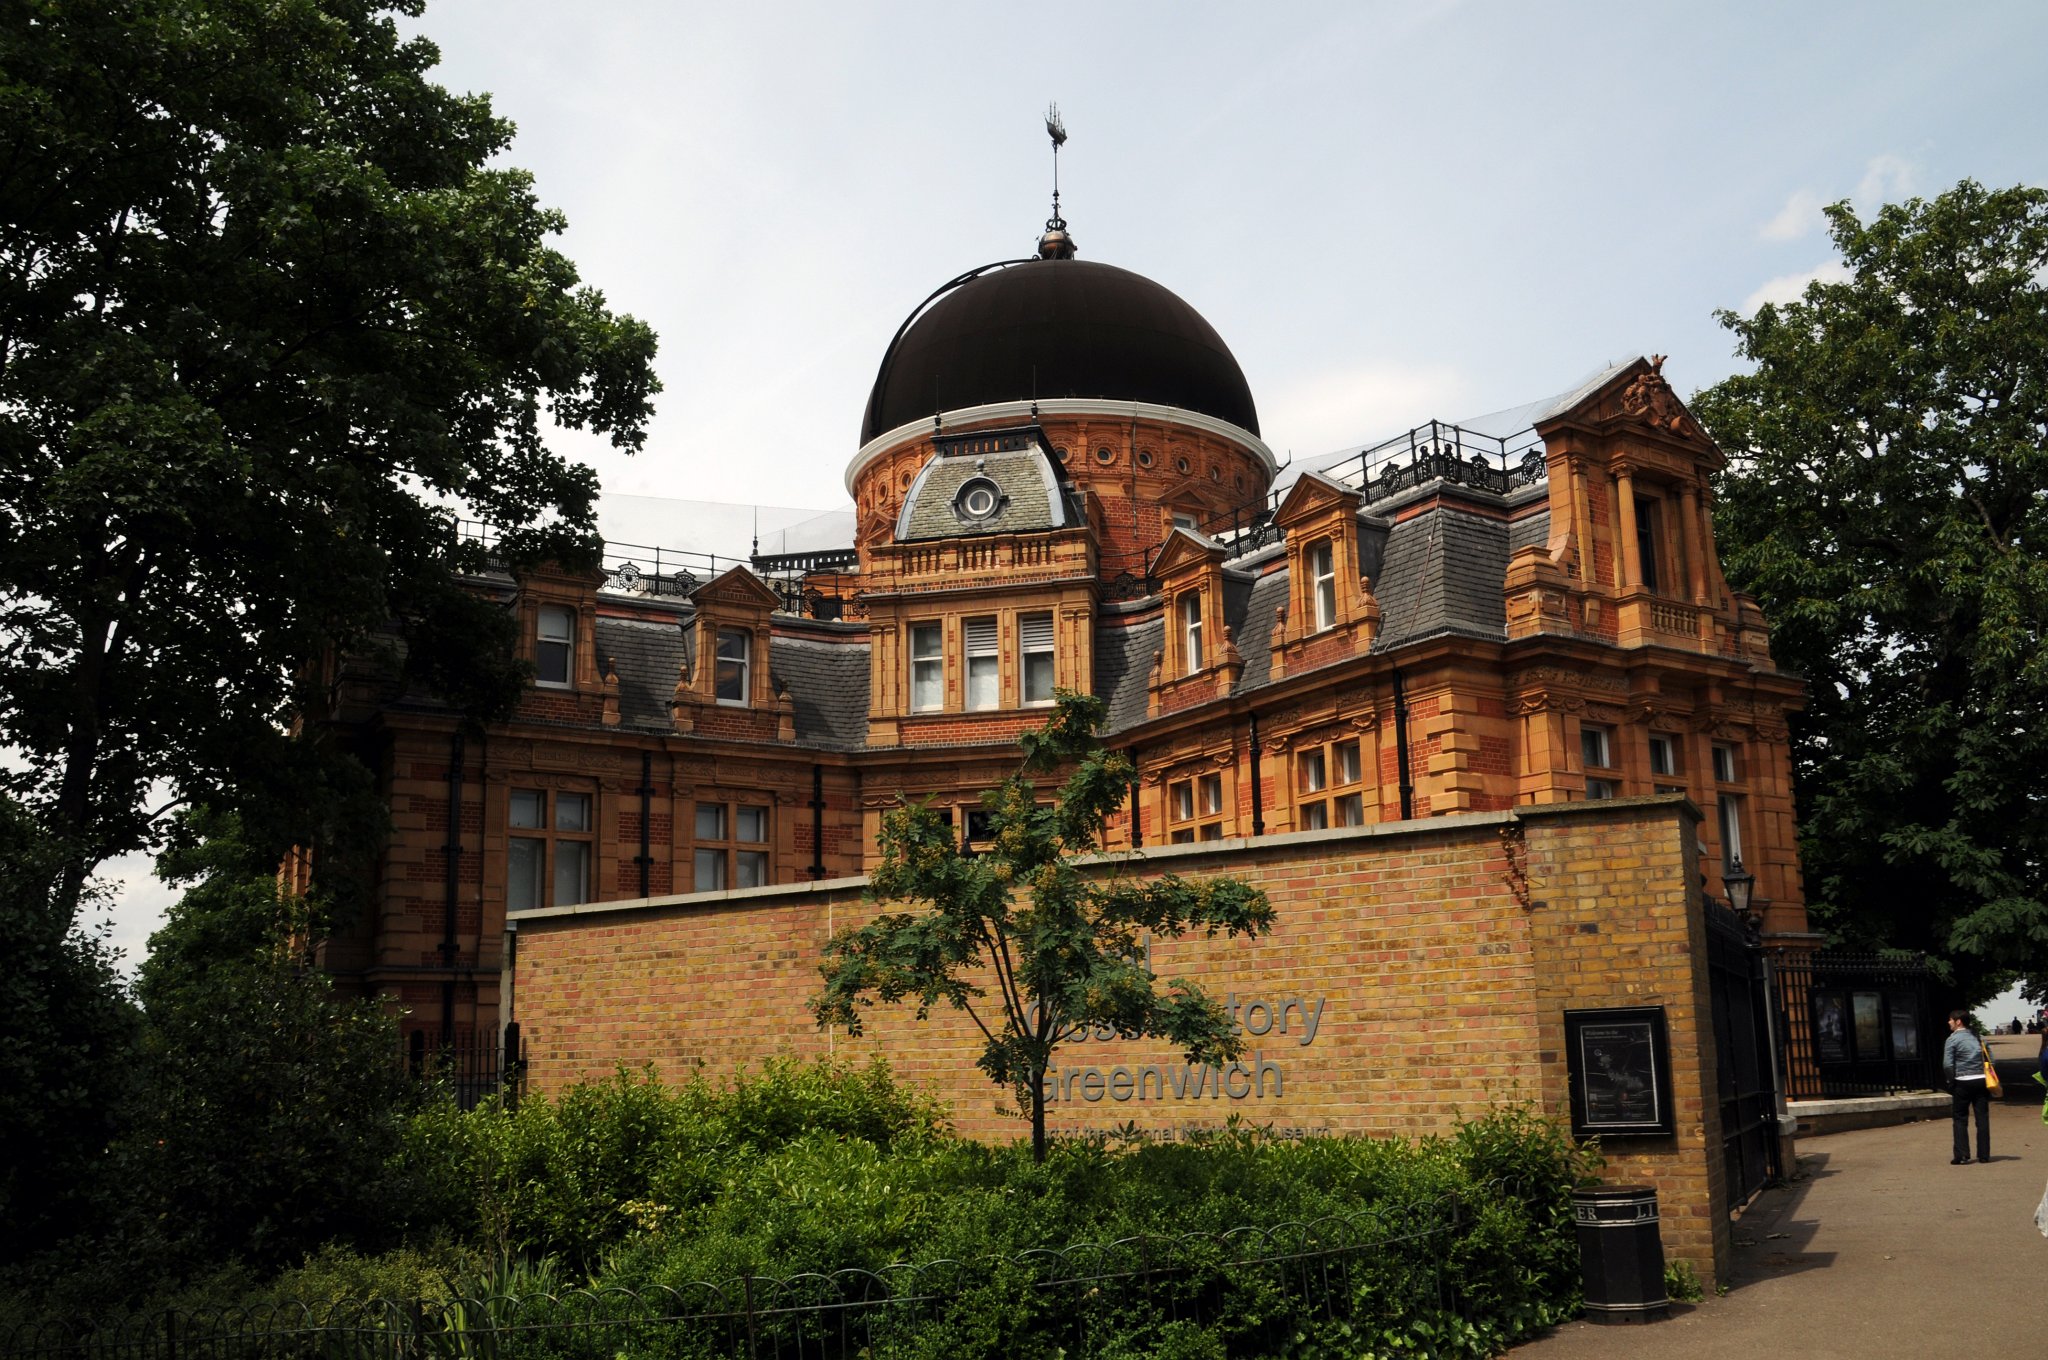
1951,1079,1990,1161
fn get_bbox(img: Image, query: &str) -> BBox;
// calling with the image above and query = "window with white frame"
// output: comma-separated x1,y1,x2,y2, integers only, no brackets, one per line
508,788,592,910
1648,733,1678,777
964,617,999,710
1712,743,1739,784
714,629,750,705
909,623,943,712
1167,771,1227,842
1582,724,1616,799
1180,592,1204,674
1717,795,1745,871
535,605,574,688
1020,612,1055,705
1297,738,1365,829
693,800,770,891
1310,539,1337,631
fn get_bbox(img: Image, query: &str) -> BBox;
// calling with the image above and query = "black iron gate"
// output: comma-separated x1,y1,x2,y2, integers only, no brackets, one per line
1772,950,1938,1099
1704,901,1780,1203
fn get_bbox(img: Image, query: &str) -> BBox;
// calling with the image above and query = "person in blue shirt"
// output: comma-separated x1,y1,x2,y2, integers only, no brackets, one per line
1943,1010,1990,1164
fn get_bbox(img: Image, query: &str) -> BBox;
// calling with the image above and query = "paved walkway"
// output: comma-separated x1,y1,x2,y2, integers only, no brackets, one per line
1509,1099,2048,1359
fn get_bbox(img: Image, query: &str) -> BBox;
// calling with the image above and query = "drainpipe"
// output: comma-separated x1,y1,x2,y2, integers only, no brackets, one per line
1126,750,1142,848
442,730,464,1045
1392,670,1414,821
635,751,653,898
1248,712,1265,836
809,764,826,879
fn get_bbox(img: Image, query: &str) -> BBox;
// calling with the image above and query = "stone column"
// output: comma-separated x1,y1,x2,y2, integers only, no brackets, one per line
1680,482,1708,604
1614,465,1641,591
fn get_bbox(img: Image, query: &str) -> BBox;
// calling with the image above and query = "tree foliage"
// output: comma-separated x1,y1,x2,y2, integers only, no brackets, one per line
812,692,1275,1161
0,0,659,920
122,813,419,1275
1693,180,2048,1001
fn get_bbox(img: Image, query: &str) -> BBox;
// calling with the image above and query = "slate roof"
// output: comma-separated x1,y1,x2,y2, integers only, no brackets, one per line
595,616,690,732
1096,613,1163,735
772,636,872,750
896,444,1067,541
1370,506,1510,648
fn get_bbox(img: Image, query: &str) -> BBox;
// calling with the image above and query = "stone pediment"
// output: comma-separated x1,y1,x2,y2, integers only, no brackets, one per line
1557,356,1713,447
1273,469,1363,529
690,564,781,611
1148,526,1225,578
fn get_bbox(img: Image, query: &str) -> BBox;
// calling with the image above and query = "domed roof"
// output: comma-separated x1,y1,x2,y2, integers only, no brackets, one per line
860,259,1260,445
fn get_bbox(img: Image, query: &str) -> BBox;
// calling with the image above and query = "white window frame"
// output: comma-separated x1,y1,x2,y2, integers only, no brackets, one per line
1648,734,1677,777
1718,795,1745,871
964,617,999,711
508,787,591,910
1180,592,1204,674
909,623,943,712
1713,743,1738,784
715,629,750,706
1310,539,1337,631
1581,724,1613,771
535,605,574,688
1020,612,1056,706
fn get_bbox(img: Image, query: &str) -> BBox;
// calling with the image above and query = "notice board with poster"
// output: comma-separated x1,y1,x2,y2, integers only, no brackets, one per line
1564,1006,1676,1138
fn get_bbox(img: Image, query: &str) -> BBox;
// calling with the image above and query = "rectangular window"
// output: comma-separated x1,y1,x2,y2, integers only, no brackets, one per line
694,800,771,892
1718,795,1745,870
910,623,943,712
1300,800,1329,831
1648,734,1677,777
715,629,750,705
965,617,999,710
1168,771,1225,842
1581,725,1613,770
1198,774,1223,817
1334,741,1361,785
1298,749,1327,794
1198,823,1223,842
507,787,592,909
1586,778,1617,800
1171,780,1195,823
1310,539,1337,631
1335,793,1365,827
964,808,996,846
1020,612,1056,705
1713,744,1739,783
1180,592,1204,674
535,605,574,688
1634,497,1661,592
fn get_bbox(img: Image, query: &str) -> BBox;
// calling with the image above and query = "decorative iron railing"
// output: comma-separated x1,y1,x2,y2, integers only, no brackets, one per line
1773,949,1940,1099
5,1194,1498,1359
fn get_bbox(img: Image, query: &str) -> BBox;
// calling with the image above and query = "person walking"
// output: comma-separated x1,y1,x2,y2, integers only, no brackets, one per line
1943,1010,1990,1164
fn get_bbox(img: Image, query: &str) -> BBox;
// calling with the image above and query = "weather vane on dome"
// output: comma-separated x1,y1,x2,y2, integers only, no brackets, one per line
1039,103,1075,259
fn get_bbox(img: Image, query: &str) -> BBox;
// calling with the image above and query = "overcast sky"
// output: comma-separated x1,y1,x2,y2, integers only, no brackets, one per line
94,0,2048,980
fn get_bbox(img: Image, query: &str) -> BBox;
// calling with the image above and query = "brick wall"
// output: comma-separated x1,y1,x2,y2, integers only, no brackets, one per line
510,795,1729,1285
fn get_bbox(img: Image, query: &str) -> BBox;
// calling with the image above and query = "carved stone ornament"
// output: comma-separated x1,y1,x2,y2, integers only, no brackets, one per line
1512,691,1586,717
1617,356,1695,436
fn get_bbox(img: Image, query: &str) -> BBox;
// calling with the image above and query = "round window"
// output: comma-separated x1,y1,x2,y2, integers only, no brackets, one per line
1175,456,1191,475
1095,446,1116,465
1209,466,1221,482
1053,445,1069,463
955,477,1000,520
1137,449,1155,469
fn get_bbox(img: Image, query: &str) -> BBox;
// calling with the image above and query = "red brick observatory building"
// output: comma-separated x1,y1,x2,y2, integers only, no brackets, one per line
325,215,1812,1276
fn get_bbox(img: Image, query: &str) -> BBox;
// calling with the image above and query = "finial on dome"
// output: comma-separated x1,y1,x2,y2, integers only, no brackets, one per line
1038,102,1076,260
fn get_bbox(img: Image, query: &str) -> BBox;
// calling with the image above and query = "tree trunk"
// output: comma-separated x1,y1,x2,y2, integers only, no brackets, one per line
1031,1066,1047,1164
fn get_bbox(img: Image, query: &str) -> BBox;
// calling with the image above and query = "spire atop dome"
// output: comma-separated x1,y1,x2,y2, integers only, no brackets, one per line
1038,103,1076,260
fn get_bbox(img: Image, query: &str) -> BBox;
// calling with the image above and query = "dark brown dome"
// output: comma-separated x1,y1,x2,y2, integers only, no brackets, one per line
861,259,1259,445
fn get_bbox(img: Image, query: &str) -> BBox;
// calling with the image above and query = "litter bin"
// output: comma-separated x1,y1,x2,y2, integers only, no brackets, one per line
1572,1186,1668,1323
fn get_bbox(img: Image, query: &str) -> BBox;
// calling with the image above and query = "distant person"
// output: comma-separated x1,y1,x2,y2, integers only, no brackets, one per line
1944,1010,1990,1165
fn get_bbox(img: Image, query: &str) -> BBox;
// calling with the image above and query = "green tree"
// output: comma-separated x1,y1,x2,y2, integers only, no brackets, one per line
811,693,1275,1163
0,0,659,924
1692,180,2048,1003
121,813,420,1277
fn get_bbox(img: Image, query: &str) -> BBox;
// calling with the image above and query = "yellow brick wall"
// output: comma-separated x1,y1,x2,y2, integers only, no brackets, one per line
510,795,1729,1285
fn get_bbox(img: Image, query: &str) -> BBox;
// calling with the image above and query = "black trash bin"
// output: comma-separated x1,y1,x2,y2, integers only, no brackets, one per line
1572,1186,1668,1323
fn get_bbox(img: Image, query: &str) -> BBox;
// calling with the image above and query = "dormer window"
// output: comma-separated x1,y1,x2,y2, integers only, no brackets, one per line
714,629,750,705
1309,539,1337,631
1180,592,1204,674
910,623,943,712
535,605,574,688
954,476,1002,523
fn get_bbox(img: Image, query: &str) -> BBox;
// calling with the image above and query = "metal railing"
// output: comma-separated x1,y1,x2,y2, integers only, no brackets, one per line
402,1028,525,1112
1774,949,1940,1099
7,1196,1496,1358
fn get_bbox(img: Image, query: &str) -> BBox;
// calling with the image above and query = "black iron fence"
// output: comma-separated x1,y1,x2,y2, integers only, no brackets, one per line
402,1026,525,1112
6,1198,1486,1359
1774,949,1939,1099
